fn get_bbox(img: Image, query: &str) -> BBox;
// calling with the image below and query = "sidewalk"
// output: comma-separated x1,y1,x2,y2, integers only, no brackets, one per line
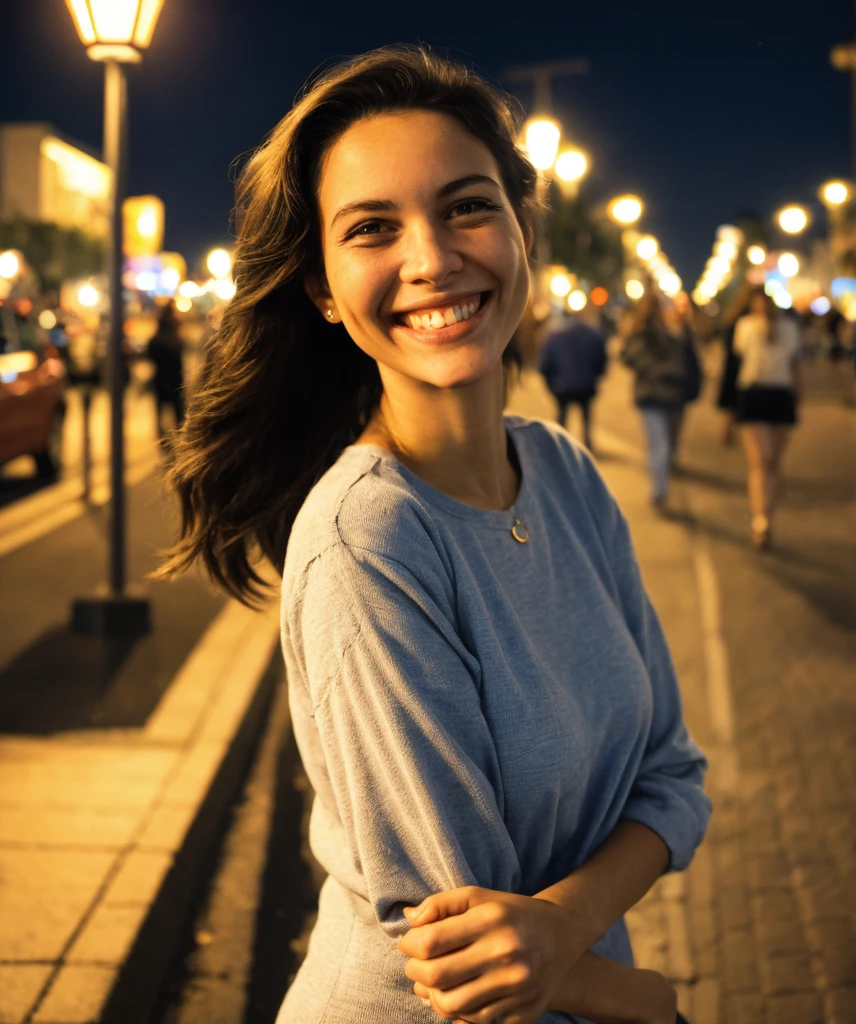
0,465,281,1024
507,354,856,1024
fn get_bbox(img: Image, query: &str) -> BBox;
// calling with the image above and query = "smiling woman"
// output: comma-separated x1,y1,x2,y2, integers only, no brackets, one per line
156,44,709,1024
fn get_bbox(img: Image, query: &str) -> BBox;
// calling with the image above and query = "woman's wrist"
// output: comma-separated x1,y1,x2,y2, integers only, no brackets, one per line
554,952,676,1024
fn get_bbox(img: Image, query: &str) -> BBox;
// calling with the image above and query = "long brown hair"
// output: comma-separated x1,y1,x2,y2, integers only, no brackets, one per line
154,45,542,604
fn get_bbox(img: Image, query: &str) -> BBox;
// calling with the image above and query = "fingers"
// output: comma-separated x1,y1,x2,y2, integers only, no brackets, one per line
404,886,482,927
399,902,499,960
405,936,494,991
417,963,535,1022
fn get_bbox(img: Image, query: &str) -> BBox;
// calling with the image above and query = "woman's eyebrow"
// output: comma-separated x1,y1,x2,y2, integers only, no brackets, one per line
331,174,502,227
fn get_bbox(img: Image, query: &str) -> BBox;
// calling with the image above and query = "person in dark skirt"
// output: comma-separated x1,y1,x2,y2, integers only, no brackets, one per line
733,289,802,549
715,282,753,446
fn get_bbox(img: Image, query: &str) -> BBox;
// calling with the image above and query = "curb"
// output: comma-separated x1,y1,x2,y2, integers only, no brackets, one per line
24,600,282,1024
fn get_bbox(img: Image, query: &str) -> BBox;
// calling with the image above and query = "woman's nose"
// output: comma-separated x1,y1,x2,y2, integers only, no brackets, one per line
400,222,464,284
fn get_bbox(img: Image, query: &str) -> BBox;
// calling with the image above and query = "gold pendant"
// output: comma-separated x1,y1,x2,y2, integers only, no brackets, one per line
511,518,529,543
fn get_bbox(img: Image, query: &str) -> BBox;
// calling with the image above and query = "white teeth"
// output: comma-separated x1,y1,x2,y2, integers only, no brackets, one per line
401,296,483,330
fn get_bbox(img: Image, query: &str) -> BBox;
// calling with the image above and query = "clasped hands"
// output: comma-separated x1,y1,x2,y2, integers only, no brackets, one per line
397,885,577,1024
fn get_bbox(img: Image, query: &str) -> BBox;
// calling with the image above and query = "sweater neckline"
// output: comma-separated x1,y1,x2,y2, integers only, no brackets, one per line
343,417,531,529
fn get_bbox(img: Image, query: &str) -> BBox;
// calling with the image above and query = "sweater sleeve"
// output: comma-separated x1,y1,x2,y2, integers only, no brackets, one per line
605,499,712,872
292,538,522,939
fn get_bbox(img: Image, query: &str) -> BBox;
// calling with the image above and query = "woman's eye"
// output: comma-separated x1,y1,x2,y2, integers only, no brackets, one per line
452,199,498,217
352,221,384,237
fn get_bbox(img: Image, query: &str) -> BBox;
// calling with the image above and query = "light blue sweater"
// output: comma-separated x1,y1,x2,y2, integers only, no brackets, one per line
278,416,710,1024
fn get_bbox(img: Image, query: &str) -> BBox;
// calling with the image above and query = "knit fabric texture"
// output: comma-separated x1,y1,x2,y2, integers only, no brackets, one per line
277,415,711,1024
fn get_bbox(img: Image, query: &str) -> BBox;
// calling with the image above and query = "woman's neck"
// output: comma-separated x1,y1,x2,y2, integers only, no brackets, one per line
357,363,519,511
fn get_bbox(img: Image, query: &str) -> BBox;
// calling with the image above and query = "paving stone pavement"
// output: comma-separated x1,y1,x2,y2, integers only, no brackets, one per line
508,350,856,1024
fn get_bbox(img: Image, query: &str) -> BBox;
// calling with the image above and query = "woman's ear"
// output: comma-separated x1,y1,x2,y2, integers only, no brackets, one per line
521,217,536,259
304,273,334,318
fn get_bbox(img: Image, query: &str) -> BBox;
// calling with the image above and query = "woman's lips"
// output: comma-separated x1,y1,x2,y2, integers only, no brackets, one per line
390,291,493,344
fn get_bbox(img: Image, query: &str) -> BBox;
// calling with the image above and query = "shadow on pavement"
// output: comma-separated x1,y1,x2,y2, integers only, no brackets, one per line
0,626,144,733
0,474,50,510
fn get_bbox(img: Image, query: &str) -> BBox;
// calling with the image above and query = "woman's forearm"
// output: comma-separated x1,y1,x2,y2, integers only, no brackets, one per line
554,951,675,1023
535,819,670,948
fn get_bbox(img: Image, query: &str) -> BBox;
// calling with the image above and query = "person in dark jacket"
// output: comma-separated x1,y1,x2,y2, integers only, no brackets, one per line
621,290,691,509
147,301,185,438
538,306,607,450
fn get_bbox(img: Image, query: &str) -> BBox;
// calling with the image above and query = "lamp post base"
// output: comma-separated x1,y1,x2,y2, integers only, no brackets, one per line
71,586,152,636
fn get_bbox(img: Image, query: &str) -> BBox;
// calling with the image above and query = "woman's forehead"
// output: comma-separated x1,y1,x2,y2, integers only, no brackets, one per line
317,110,499,211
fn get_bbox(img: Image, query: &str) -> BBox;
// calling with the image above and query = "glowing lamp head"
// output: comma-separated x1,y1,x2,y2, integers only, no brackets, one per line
608,195,644,226
206,248,232,280
0,251,20,280
659,271,682,297
747,245,767,266
778,252,800,278
77,283,100,307
777,206,809,235
567,289,587,311
590,287,609,307
550,272,572,298
821,181,850,206
625,279,645,301
64,0,166,63
38,310,58,330
636,235,659,261
554,149,588,183
523,119,561,172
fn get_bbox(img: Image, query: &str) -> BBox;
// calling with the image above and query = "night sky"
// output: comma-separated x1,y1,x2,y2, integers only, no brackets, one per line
2,2,853,285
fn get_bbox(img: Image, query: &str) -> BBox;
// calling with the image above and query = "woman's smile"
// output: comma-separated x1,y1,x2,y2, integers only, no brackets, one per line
388,290,494,345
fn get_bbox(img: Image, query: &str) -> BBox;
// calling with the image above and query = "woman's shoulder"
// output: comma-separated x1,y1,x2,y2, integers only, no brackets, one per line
508,415,616,509
284,445,444,583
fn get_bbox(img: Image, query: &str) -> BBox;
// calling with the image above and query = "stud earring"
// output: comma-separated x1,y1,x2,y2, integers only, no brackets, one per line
326,309,334,319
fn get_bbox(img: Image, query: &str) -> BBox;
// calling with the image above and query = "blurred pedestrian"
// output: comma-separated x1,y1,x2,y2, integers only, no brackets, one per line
734,289,802,549
714,282,753,446
538,304,607,450
147,301,185,437
621,290,694,510
156,45,708,1024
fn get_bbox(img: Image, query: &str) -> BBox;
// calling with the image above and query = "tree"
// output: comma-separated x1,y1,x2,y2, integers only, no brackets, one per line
0,217,104,292
547,182,624,290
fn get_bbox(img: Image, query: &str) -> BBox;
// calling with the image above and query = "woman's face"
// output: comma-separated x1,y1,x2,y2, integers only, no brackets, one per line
309,110,532,390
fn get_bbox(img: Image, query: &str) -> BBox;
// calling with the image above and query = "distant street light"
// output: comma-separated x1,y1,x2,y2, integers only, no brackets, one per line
0,251,20,279
820,180,850,206
776,205,809,234
523,118,562,172
64,0,166,636
636,235,659,261
567,289,587,311
206,248,233,280
778,252,800,278
747,245,767,266
554,148,588,184
625,279,645,300
549,271,572,297
608,195,644,226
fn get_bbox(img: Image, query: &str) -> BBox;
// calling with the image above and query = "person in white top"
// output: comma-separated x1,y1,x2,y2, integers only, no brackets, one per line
733,289,802,549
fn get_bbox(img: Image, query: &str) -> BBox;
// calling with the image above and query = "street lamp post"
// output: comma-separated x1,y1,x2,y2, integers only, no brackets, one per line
64,0,166,636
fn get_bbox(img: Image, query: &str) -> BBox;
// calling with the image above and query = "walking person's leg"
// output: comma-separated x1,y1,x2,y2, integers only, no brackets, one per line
579,394,594,451
640,407,670,507
740,424,772,547
556,397,569,430
667,407,685,471
767,424,792,523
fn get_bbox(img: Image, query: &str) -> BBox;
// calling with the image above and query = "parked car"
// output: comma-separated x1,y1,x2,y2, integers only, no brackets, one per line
0,335,67,479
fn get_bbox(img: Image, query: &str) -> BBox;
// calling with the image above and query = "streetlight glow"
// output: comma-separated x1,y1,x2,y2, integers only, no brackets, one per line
778,252,800,278
636,235,659,261
777,205,809,234
821,181,850,206
554,148,588,183
608,195,644,226
659,271,682,297
524,118,561,172
567,289,587,311
64,0,166,62
747,245,767,266
213,279,237,302
550,272,572,297
625,279,645,300
78,283,100,307
714,240,738,261
39,309,58,330
207,248,232,280
0,251,20,279
708,256,731,276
